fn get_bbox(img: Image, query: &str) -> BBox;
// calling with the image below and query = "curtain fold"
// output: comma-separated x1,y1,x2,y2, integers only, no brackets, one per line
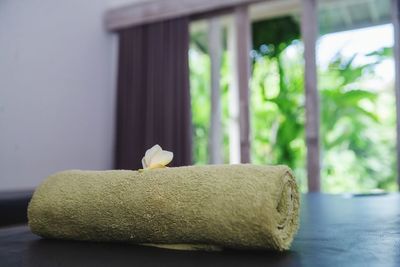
115,17,192,170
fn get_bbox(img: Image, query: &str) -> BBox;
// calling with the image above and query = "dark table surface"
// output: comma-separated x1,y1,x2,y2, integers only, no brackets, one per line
0,190,32,227
0,193,399,267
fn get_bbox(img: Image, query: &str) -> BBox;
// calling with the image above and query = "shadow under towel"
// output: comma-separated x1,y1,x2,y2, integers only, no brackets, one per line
28,164,300,251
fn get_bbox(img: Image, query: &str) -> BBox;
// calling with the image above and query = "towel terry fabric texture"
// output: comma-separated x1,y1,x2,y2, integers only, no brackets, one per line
28,164,300,251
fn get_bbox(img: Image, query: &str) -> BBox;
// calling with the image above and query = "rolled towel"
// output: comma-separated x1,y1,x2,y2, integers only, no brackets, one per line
28,164,299,251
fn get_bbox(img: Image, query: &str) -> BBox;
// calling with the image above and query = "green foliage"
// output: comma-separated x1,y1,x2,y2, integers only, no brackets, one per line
252,16,300,58
251,43,307,191
189,48,210,165
189,34,232,164
190,18,397,193
251,17,305,189
250,43,397,193
319,51,396,192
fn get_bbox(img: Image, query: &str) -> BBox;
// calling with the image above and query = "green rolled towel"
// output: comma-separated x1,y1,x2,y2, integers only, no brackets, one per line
28,164,299,251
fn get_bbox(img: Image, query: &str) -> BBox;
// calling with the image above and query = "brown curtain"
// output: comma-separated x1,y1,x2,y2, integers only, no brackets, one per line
115,17,192,170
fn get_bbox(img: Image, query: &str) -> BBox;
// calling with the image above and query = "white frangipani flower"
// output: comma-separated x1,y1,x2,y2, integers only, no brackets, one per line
141,144,173,170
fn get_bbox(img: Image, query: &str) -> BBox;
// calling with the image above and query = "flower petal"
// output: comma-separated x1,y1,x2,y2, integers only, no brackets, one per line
141,156,147,168
148,163,167,169
144,144,162,167
149,150,173,167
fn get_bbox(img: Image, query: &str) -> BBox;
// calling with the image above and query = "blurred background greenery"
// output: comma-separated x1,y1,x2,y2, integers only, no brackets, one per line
189,16,397,193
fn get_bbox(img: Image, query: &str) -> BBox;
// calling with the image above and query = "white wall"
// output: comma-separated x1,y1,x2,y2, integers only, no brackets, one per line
0,0,136,191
